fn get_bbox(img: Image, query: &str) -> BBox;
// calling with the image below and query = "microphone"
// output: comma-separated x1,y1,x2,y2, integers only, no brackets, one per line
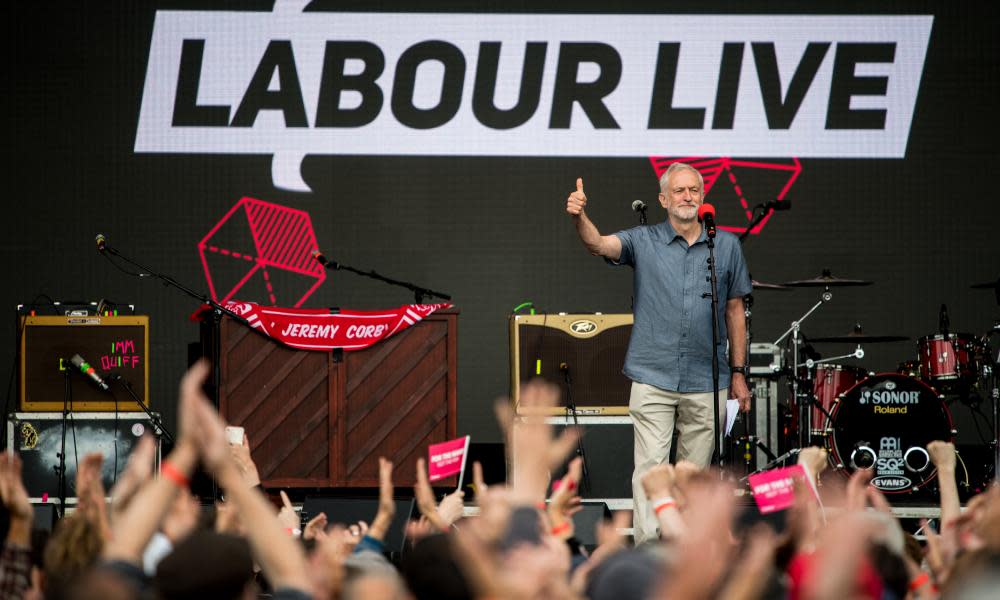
697,203,717,237
70,354,109,391
96,234,107,251
311,249,329,267
632,200,648,225
761,199,791,211
939,304,950,335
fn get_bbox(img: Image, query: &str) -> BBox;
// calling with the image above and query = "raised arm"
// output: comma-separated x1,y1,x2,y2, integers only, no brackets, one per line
725,296,751,411
566,177,622,261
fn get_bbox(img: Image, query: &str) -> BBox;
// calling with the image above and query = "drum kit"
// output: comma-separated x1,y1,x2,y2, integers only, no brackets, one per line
742,270,1000,498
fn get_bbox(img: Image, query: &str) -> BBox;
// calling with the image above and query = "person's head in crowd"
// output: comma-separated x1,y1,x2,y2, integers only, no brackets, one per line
42,514,105,599
585,548,661,600
941,549,1000,599
153,529,256,600
342,553,409,600
400,533,474,600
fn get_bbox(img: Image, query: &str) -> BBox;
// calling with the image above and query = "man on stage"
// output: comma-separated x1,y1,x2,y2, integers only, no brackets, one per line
566,162,752,543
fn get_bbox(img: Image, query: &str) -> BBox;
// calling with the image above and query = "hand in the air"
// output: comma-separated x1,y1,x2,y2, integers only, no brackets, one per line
566,178,587,216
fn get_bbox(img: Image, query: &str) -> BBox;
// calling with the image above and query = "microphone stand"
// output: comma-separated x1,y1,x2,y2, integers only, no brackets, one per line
56,365,72,518
99,240,264,405
314,255,451,304
100,238,266,502
108,374,175,444
560,364,591,492
738,202,788,243
702,227,724,466
639,207,648,225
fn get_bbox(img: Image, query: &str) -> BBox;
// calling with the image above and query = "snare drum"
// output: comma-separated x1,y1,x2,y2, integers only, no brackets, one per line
918,334,983,383
828,374,953,494
798,364,868,435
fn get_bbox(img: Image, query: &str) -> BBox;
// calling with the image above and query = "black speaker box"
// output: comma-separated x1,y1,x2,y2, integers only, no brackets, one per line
550,422,635,501
302,497,416,553
569,502,612,549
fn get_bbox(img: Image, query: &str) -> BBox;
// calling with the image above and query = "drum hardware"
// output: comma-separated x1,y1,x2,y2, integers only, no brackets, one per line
804,346,865,368
739,448,801,483
774,286,836,449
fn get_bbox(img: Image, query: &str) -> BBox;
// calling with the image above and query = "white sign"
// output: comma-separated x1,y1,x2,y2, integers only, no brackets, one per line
135,2,933,190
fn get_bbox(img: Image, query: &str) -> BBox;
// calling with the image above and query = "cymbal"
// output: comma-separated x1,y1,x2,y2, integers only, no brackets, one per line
783,268,873,287
971,278,999,289
810,324,909,343
810,333,910,343
752,279,791,290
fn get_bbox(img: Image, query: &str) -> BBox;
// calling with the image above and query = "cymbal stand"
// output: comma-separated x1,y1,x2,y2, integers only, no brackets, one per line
796,346,866,429
988,322,999,482
774,287,833,449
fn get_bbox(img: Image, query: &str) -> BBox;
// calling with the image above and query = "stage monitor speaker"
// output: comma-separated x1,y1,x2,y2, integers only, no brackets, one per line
568,502,612,549
18,315,150,412
460,442,506,501
7,412,163,502
510,314,633,415
548,420,635,501
302,497,415,553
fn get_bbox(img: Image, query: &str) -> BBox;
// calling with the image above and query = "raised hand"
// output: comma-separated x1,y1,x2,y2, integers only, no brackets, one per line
640,463,676,501
230,433,261,488
927,440,957,471
566,177,587,216
110,434,156,520
414,458,449,531
437,489,466,527
303,512,328,540
0,453,34,523
0,453,34,548
277,490,301,532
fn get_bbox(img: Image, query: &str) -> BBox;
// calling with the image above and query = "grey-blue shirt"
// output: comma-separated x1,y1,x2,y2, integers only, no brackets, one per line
611,221,752,392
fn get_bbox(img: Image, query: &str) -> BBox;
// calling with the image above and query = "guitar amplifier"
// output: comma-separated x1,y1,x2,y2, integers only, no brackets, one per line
509,314,633,415
18,315,149,411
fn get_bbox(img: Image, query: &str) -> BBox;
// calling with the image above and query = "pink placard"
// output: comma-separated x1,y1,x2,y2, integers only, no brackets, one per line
747,464,816,514
428,436,469,482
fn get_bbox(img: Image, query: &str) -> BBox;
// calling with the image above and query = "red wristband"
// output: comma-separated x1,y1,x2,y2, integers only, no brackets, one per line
161,460,190,488
908,572,931,592
653,498,677,515
551,522,571,536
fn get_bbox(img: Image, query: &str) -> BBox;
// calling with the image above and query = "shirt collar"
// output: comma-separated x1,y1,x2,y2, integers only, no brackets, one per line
659,220,708,246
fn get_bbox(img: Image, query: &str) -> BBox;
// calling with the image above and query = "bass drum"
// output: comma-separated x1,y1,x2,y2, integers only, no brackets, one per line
828,374,955,494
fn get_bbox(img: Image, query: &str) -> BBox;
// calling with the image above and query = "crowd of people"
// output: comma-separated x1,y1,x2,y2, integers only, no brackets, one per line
0,362,997,599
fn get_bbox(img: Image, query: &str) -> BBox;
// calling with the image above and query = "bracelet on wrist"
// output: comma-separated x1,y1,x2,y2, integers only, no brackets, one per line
653,497,677,515
161,461,190,488
908,572,931,592
551,522,572,536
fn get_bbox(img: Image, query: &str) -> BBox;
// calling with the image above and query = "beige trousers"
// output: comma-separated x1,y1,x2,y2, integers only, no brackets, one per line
629,381,728,544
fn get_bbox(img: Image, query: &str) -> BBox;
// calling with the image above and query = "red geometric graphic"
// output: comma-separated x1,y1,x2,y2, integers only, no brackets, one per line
649,156,801,236
198,197,326,307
